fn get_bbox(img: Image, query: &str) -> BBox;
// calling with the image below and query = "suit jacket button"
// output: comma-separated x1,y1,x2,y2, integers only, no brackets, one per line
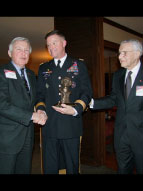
58,76,61,80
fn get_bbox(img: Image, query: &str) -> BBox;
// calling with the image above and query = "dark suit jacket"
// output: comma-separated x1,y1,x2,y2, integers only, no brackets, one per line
92,63,143,151
36,56,92,140
0,62,36,154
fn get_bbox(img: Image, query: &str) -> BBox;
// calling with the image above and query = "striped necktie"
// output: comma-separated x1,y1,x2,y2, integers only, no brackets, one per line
21,68,30,97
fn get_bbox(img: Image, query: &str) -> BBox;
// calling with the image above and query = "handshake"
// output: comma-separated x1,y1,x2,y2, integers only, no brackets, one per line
32,110,48,125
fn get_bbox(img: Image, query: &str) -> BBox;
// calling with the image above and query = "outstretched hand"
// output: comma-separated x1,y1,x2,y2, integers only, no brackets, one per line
52,104,75,115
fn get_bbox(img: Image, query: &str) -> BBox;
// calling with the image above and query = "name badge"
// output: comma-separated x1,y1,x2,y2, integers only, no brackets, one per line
4,70,17,79
136,86,143,96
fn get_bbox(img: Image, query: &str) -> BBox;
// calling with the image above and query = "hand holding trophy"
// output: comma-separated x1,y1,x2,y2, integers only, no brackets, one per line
54,76,76,107
52,76,77,115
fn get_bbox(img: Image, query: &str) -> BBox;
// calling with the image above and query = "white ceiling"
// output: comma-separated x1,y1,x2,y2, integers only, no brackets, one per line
0,17,54,60
0,17,143,61
105,17,143,34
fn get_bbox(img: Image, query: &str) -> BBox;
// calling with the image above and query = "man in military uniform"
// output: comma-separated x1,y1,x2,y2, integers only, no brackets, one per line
36,30,92,174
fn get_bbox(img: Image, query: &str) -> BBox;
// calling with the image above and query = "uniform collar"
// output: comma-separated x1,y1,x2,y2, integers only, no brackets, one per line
54,53,67,68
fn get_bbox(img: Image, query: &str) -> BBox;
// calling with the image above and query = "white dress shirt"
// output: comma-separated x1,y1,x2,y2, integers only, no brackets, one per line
54,53,67,68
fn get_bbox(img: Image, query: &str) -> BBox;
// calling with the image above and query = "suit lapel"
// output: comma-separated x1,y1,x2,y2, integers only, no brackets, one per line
62,56,74,71
8,62,33,102
127,63,143,102
26,69,34,101
119,68,126,100
7,62,23,84
48,59,57,71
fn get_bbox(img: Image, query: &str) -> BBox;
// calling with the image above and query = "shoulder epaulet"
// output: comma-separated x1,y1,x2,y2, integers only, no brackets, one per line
40,62,45,66
78,58,84,61
40,58,54,66
72,58,84,63
40,62,50,67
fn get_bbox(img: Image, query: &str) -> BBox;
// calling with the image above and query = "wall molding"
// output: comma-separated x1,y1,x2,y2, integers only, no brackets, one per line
103,18,143,38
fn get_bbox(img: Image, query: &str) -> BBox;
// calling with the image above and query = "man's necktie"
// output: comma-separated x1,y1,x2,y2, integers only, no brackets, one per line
57,60,61,68
20,68,30,97
125,71,132,99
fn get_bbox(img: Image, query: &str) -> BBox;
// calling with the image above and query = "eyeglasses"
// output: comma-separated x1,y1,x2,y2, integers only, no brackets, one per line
118,50,136,57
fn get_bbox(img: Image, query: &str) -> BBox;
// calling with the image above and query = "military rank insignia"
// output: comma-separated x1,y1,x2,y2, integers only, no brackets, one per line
67,61,78,74
42,69,52,79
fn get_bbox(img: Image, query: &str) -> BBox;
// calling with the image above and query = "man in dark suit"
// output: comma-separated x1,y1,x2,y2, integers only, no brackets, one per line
0,37,47,174
36,30,92,174
90,39,143,174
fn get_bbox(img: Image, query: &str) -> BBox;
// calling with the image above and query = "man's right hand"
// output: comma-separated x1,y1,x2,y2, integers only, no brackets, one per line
32,110,48,125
